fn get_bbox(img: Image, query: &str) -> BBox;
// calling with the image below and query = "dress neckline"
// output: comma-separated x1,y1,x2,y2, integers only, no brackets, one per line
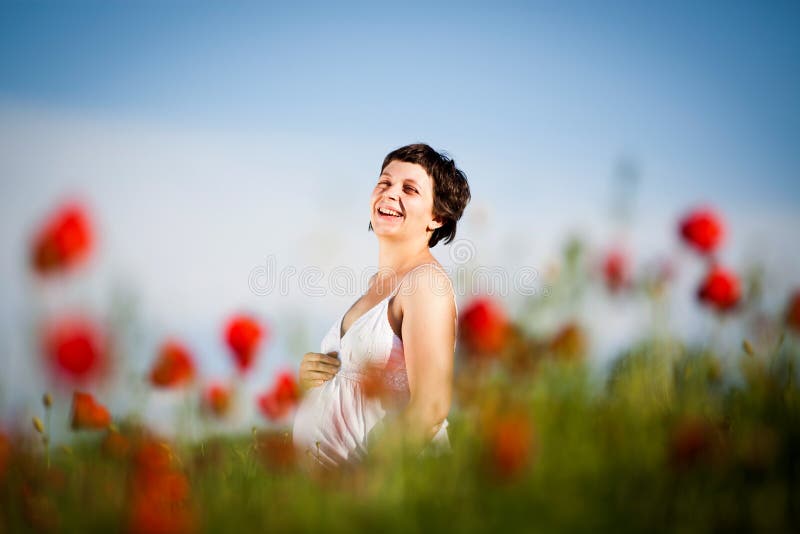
338,292,396,343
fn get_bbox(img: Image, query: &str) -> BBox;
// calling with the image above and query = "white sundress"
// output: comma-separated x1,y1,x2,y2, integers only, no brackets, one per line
292,262,457,470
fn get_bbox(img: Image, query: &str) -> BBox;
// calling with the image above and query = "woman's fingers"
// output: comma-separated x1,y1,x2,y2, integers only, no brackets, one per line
304,370,336,381
309,361,340,372
302,353,340,372
301,373,335,392
299,352,340,393
301,360,339,374
317,353,341,366
303,352,340,365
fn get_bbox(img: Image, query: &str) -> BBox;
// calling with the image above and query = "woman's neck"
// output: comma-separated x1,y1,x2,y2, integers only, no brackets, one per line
376,237,434,280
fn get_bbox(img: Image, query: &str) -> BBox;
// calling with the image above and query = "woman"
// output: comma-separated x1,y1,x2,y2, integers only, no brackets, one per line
292,143,471,471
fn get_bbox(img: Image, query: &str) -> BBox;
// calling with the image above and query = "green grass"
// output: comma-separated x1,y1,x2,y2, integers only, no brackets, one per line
2,335,799,533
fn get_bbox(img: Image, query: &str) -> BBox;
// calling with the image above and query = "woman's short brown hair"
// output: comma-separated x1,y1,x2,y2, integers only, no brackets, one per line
369,143,471,248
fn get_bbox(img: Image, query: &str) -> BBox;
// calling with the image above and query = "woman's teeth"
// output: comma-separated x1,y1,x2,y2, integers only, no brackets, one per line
378,208,402,217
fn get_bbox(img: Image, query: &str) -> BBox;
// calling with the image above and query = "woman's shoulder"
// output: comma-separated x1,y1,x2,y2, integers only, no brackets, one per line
396,262,454,303
393,262,457,339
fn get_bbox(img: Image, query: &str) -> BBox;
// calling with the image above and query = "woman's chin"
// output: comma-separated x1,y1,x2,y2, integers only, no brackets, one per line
372,225,405,239
374,227,400,236
372,216,404,231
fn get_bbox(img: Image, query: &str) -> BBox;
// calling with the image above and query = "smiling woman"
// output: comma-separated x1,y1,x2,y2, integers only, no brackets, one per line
292,143,471,471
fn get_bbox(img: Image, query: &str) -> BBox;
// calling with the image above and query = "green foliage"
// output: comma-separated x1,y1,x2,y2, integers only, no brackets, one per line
2,337,799,532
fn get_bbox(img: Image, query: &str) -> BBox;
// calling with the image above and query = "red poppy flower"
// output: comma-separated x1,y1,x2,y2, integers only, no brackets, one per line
602,248,629,293
697,265,741,312
0,432,9,481
549,322,588,362
129,491,195,534
134,439,173,474
224,315,264,372
31,202,94,276
669,416,718,471
202,383,231,418
258,371,299,421
458,297,509,357
102,429,131,460
130,440,196,534
485,412,534,480
256,431,296,472
785,290,800,333
43,316,108,384
149,340,196,388
679,207,724,255
358,362,390,401
71,391,111,430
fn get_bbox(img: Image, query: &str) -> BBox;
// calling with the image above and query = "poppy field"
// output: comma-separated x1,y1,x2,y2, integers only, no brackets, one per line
1,201,800,533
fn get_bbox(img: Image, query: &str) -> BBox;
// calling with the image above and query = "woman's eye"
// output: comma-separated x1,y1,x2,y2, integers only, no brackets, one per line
404,186,417,193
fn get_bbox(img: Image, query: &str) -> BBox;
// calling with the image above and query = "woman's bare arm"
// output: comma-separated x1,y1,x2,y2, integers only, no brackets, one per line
395,265,457,450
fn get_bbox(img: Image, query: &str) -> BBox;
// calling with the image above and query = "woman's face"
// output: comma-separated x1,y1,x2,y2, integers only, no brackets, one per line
370,160,441,240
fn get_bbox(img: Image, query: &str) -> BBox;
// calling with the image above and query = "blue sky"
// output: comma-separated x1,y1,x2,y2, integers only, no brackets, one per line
2,2,799,209
1,1,799,433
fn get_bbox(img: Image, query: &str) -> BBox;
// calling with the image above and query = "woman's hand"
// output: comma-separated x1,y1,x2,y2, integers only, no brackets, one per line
299,351,340,393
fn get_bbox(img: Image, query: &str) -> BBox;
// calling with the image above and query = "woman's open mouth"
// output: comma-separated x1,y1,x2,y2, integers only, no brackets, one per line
377,206,404,221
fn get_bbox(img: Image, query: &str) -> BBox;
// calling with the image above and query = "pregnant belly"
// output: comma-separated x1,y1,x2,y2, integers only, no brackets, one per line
292,383,330,447
291,377,383,466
